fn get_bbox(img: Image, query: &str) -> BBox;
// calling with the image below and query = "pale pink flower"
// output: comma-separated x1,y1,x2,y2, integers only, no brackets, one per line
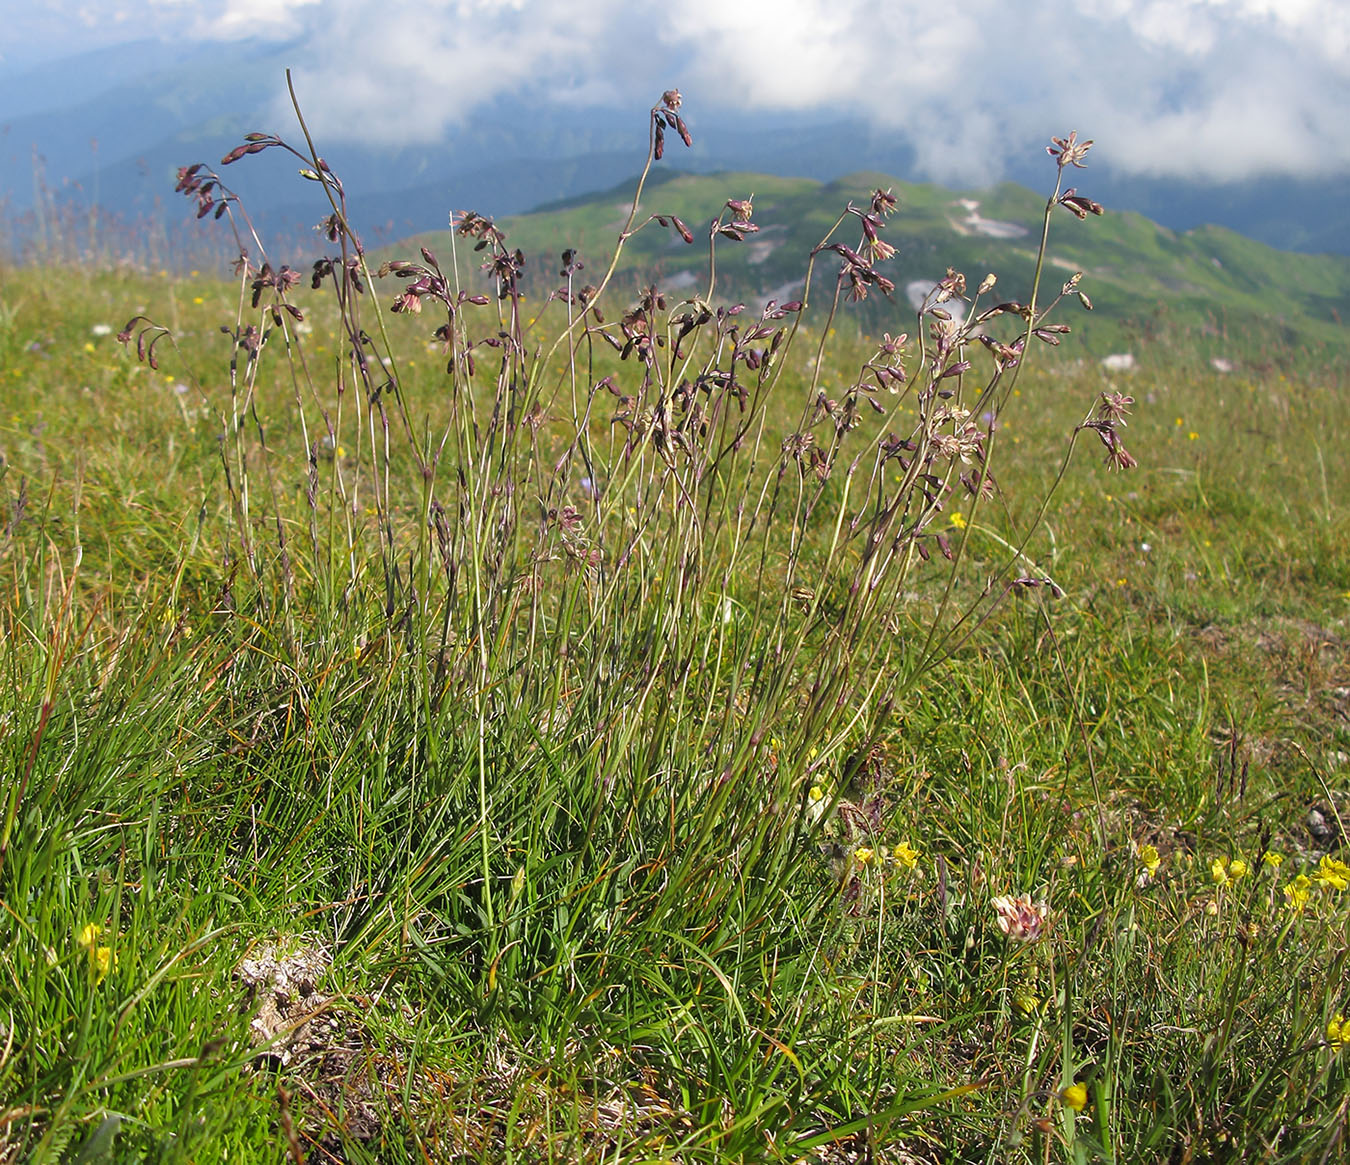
992,894,1050,943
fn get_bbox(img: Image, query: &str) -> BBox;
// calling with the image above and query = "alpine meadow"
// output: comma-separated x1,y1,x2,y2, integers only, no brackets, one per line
2,82,1349,1163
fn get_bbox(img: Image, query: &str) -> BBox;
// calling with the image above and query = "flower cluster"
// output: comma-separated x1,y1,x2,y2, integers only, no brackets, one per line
992,894,1050,943
1285,855,1350,911
76,923,115,984
853,841,921,873
1210,856,1249,886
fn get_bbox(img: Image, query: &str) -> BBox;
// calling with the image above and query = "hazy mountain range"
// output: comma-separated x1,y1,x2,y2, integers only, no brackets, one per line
3,36,1349,262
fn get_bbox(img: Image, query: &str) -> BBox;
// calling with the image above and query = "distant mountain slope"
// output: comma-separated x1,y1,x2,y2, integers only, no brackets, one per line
397,170,1350,357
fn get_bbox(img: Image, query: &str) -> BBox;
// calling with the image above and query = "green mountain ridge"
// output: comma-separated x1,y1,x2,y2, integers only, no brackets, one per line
402,169,1350,359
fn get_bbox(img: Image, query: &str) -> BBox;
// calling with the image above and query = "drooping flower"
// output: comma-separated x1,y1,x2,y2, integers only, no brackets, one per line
1211,858,1230,886
992,894,1049,943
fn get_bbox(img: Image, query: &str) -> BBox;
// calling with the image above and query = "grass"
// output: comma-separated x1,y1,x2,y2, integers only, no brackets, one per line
1,90,1348,1163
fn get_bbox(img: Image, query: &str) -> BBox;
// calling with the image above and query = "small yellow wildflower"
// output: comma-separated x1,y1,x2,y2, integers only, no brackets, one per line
1262,851,1283,870
1328,1015,1345,1051
1012,989,1041,1016
1314,855,1350,892
950,511,967,530
891,841,920,870
1211,858,1230,886
1187,431,1198,440
1138,844,1161,877
75,924,115,983
854,847,875,866
1061,1083,1088,1112
805,784,829,825
1228,859,1249,880
1285,873,1312,911
192,296,204,305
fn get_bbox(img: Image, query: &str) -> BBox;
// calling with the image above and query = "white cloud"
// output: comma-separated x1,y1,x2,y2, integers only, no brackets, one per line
143,0,322,39
35,0,1350,181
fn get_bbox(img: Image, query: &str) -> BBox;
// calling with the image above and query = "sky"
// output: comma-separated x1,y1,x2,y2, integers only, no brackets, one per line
6,0,1349,185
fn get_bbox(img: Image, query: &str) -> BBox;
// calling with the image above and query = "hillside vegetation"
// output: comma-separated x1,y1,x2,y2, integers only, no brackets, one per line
406,168,1350,360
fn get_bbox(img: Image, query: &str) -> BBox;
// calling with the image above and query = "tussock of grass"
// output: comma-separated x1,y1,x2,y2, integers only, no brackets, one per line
1,89,1348,1163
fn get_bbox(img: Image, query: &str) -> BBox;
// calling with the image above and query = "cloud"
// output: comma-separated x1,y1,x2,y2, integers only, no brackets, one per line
146,0,322,40
48,0,1350,182
662,0,1350,182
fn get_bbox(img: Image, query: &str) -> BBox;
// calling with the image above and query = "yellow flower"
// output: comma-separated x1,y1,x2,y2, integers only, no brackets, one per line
1138,844,1161,877
1285,873,1312,911
1262,851,1283,870
949,510,967,530
1328,1015,1345,1051
854,847,875,866
76,924,115,983
1228,859,1249,880
1012,989,1041,1016
1061,1083,1088,1112
1314,855,1350,892
1211,858,1230,886
891,841,920,870
805,784,829,825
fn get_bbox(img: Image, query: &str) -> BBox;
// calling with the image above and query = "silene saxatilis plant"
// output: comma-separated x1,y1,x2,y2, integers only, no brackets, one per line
107,78,1132,1150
